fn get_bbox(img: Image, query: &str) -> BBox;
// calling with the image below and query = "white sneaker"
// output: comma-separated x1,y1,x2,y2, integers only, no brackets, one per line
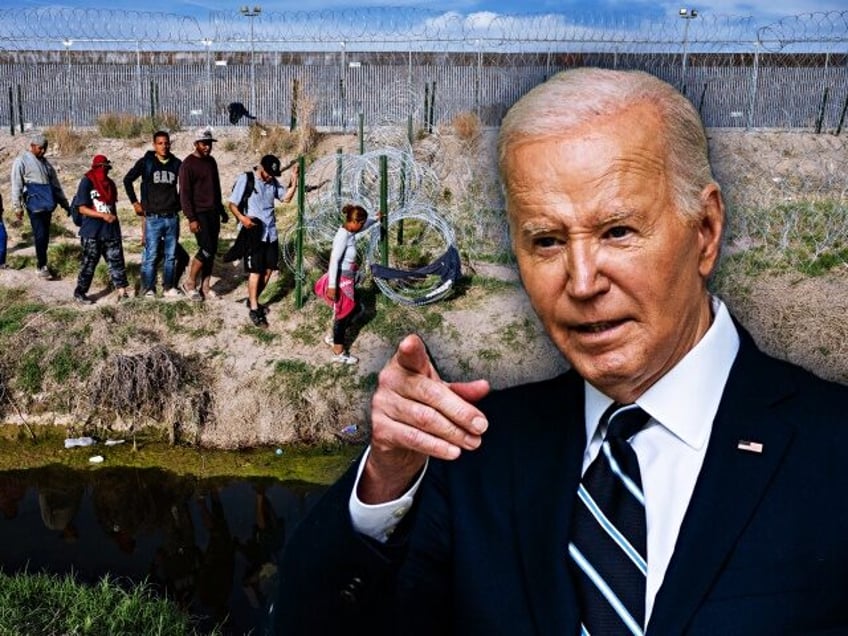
323,334,334,347
37,266,51,279
143,289,156,298
332,352,359,365
163,287,183,298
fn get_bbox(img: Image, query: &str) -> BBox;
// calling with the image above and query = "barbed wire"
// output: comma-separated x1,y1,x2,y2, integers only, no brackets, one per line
0,7,844,51
0,8,204,46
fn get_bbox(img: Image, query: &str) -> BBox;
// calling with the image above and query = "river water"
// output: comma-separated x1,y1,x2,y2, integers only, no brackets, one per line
0,464,326,635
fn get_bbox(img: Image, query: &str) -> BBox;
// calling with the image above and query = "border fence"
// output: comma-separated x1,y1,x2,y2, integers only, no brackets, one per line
0,7,846,132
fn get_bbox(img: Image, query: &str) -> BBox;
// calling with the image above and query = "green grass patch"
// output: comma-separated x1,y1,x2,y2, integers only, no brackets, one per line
0,571,219,636
727,199,847,275
0,289,47,334
16,346,46,393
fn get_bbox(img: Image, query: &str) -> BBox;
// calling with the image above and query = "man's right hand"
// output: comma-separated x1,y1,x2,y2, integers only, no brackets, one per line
359,334,490,504
189,220,200,234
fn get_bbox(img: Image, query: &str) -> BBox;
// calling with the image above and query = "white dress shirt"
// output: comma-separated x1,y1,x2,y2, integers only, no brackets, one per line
350,297,740,623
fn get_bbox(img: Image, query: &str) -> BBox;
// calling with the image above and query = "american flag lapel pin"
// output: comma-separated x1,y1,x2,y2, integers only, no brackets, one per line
737,440,764,454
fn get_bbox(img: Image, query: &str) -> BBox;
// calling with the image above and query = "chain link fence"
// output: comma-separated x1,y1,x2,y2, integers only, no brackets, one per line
0,7,845,278
0,8,845,131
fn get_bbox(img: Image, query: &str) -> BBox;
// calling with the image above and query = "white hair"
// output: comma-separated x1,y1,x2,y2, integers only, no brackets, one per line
498,67,717,221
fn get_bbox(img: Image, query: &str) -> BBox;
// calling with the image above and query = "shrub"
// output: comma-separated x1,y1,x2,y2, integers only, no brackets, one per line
45,122,89,155
452,111,482,143
97,112,181,138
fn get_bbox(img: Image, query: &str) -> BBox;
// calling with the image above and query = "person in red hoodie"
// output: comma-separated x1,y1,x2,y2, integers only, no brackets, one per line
72,154,130,304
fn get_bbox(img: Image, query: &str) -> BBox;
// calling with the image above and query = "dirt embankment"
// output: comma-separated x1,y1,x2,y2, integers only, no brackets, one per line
0,127,845,448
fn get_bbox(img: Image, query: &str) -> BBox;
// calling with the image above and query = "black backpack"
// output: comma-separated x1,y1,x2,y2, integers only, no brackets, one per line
232,171,256,214
68,195,83,227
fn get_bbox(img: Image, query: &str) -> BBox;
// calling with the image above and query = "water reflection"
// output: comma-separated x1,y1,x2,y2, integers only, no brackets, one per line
0,464,324,635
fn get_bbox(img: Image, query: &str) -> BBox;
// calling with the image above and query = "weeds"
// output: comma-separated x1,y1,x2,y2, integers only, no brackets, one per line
452,111,482,143
45,122,90,155
0,570,220,635
97,112,182,138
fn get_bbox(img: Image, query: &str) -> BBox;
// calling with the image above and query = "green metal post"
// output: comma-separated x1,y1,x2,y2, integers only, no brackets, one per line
17,84,23,133
815,87,829,134
380,154,388,267
291,78,299,131
397,114,411,243
429,81,436,133
335,147,343,212
8,87,13,135
149,80,155,120
294,155,306,309
835,94,848,137
397,154,406,245
424,83,430,134
358,112,365,154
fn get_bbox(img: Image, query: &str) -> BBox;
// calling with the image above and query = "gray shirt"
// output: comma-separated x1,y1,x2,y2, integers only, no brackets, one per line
10,150,69,213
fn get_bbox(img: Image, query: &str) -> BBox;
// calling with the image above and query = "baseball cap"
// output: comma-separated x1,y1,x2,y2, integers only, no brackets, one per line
30,133,48,148
260,154,282,177
194,126,218,143
91,154,112,168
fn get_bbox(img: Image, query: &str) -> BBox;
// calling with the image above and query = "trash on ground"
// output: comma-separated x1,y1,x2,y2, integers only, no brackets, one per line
104,439,126,446
88,455,105,464
64,436,95,449
333,423,368,444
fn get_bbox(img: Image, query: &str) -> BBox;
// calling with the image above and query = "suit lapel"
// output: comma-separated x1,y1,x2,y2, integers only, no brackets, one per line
513,371,586,635
647,331,796,634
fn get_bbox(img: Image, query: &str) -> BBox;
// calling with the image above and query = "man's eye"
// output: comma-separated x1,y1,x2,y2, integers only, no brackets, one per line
533,236,561,248
606,226,631,239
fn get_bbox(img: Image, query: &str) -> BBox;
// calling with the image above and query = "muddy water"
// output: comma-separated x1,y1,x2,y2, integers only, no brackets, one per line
0,464,326,635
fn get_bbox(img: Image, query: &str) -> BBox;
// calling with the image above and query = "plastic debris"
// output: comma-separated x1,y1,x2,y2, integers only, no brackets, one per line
104,439,126,446
275,448,284,456
89,455,105,463
334,423,368,444
64,436,95,449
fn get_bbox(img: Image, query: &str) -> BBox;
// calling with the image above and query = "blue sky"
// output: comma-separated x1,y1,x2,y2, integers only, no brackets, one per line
18,0,847,23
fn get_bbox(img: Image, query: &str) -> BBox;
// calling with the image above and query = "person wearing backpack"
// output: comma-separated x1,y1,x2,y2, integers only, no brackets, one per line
71,154,130,304
9,133,71,279
123,130,184,298
227,154,298,328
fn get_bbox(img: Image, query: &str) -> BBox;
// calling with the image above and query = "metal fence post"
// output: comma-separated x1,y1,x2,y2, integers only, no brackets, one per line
380,154,389,267
746,40,761,131
294,154,306,309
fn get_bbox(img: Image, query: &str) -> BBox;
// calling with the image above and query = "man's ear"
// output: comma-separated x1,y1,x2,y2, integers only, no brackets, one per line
697,183,725,278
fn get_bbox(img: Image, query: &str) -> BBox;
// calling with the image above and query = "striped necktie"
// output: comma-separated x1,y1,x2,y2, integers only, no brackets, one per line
568,403,651,636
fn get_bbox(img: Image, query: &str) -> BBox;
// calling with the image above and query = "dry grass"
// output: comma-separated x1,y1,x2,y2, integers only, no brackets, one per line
96,112,182,139
45,122,90,156
451,111,482,144
86,345,212,444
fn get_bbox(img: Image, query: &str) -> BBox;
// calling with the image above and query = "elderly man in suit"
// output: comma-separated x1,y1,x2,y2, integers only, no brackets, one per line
276,68,848,635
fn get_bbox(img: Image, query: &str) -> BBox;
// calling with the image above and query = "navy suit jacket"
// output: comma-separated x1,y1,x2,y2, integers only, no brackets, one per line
277,329,848,635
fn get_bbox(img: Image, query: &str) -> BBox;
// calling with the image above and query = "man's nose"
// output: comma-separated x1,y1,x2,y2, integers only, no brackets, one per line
565,241,609,299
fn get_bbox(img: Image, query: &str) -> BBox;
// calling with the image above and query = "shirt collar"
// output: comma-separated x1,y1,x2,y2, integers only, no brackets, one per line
584,296,740,449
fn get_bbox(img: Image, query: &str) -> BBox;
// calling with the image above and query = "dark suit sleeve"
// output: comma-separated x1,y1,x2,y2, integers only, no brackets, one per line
275,458,420,635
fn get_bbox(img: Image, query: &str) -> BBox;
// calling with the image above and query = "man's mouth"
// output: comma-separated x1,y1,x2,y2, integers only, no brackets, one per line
575,320,626,334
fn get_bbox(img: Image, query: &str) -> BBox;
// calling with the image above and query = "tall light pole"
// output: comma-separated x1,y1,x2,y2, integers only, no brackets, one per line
201,38,213,124
679,8,698,93
63,39,73,125
240,5,261,116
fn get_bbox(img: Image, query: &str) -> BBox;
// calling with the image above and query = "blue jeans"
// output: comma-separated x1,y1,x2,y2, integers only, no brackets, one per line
27,209,52,269
0,220,6,265
141,215,180,290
